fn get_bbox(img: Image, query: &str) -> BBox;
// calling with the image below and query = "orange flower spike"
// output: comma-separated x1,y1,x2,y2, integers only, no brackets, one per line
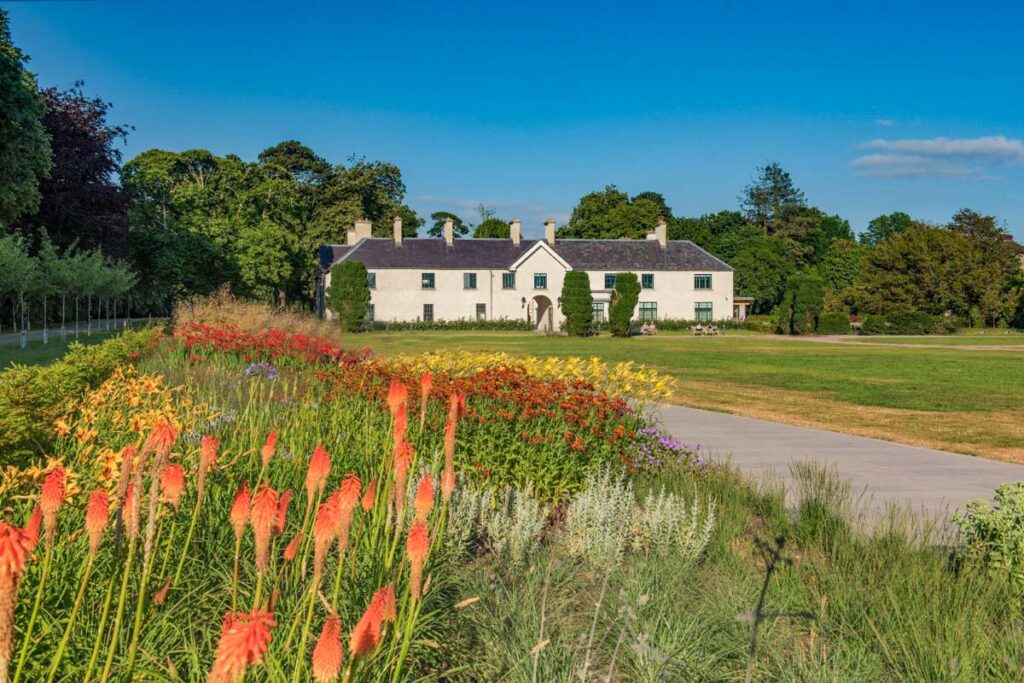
152,576,172,605
406,520,430,599
22,506,41,553
386,380,407,418
40,465,66,547
0,522,32,669
261,431,278,468
305,445,331,502
418,371,432,425
230,484,251,541
283,532,302,562
335,476,361,554
441,393,466,503
201,435,220,470
360,479,377,512
413,475,435,521
85,489,110,556
207,608,276,683
312,496,340,580
145,421,179,458
371,583,397,623
160,463,186,511
348,598,383,659
250,486,280,574
311,615,343,683
275,490,292,534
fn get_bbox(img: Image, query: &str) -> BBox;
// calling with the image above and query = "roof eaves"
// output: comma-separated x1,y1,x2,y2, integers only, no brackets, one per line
680,240,734,271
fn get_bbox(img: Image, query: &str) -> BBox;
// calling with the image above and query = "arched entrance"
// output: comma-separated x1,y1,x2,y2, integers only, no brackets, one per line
531,295,554,332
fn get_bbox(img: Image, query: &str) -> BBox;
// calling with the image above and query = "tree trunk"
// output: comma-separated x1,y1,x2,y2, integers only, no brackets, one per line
61,292,66,341
75,296,80,339
87,294,92,335
19,292,26,349
42,296,48,345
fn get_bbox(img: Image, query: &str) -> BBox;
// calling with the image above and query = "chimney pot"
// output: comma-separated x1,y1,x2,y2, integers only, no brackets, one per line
510,218,522,246
352,218,373,244
393,215,403,246
544,218,556,246
443,217,454,246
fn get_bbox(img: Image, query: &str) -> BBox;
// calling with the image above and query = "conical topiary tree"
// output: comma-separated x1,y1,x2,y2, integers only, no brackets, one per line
327,260,371,332
608,272,640,338
560,270,594,336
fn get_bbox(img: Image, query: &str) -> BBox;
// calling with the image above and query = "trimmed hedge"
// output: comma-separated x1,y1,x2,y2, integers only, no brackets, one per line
371,318,534,332
859,314,888,335
0,327,163,466
817,312,851,334
887,310,951,335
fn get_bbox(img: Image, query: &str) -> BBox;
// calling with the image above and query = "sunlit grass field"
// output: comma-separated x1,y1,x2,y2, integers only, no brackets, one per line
340,331,1024,461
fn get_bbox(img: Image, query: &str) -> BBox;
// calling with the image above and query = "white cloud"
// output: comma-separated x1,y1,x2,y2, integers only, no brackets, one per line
850,135,1023,179
875,118,896,128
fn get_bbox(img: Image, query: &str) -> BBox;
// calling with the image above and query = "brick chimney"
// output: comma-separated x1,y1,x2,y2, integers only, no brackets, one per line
510,218,522,246
347,218,373,245
655,217,667,248
544,218,556,246
393,215,403,245
443,217,454,246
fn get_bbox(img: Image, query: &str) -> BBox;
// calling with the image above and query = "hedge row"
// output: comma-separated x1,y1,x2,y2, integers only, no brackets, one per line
858,311,956,335
0,327,164,467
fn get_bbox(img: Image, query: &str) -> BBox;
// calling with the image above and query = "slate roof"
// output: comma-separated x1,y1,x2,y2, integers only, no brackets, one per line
320,238,732,272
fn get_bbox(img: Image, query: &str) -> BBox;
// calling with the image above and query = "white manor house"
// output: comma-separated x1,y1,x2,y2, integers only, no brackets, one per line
317,216,750,331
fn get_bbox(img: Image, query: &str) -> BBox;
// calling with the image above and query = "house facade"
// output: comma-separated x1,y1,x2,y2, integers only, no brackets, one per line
317,217,740,331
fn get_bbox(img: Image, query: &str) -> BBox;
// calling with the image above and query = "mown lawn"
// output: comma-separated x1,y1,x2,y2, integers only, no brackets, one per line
340,331,1024,461
0,331,124,369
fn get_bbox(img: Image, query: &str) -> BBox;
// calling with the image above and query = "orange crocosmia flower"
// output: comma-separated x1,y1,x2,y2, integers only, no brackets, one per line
261,431,278,468
348,598,383,659
40,466,66,547
311,615,343,683
22,506,41,553
207,608,276,683
407,520,430,599
305,445,331,501
283,532,302,562
85,489,110,556
230,484,251,540
250,486,280,574
360,479,377,512
371,583,397,623
160,463,186,511
413,475,434,521
275,490,291,534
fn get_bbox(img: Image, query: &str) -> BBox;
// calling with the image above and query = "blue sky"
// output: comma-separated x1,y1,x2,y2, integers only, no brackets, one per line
6,0,1024,239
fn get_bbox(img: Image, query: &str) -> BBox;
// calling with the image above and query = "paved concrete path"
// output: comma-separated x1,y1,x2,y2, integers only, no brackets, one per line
658,404,1024,520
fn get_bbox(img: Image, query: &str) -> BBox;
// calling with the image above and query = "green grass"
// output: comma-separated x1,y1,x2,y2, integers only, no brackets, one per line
338,330,1024,460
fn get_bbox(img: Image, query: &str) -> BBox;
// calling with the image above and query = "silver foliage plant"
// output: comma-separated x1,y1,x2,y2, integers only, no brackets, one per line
448,466,715,569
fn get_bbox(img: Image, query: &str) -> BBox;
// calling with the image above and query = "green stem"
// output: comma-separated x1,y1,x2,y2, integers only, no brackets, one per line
231,533,242,611
11,543,53,683
45,554,96,683
123,520,163,678
98,536,138,683
82,573,117,683
173,488,205,589
290,586,318,683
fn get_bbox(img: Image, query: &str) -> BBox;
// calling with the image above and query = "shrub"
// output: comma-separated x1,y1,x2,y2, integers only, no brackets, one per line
860,314,888,335
0,327,162,467
327,260,371,332
608,272,641,338
955,482,1024,586
779,272,825,335
888,310,946,335
560,270,594,336
817,311,851,334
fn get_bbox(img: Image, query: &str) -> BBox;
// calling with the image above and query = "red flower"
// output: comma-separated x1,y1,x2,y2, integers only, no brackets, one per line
311,615,343,683
407,520,430,599
85,489,110,556
207,608,276,683
160,463,186,511
305,445,331,501
261,431,278,468
40,466,66,547
230,483,251,541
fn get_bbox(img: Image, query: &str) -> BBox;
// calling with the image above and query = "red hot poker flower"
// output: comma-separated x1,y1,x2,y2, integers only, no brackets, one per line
160,463,186,511
419,372,432,426
230,484,251,541
145,421,179,458
201,435,220,470
360,479,377,512
0,521,32,668
250,486,280,574
407,520,430,600
386,380,407,418
275,490,292,534
22,506,40,553
311,615,343,683
283,532,302,562
40,466,66,547
348,597,383,659
413,475,434,522
441,393,466,503
312,496,340,581
207,608,276,683
261,431,278,468
305,445,331,502
371,583,397,623
85,489,110,556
